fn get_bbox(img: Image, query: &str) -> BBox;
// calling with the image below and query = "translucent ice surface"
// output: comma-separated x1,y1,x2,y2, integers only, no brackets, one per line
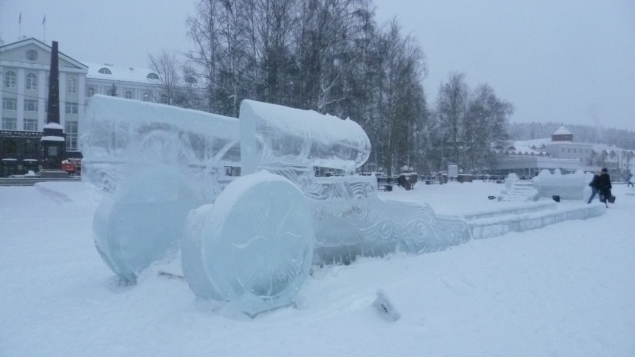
184,171,314,315
93,165,204,282
83,96,473,314
468,202,606,239
82,96,235,282
81,95,240,200
239,100,370,174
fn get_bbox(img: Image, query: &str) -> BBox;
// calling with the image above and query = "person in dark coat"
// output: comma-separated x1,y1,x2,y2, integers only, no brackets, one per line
597,168,613,206
587,170,601,204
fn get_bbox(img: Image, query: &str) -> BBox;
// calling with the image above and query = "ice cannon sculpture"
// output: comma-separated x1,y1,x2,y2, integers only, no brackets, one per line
81,95,471,315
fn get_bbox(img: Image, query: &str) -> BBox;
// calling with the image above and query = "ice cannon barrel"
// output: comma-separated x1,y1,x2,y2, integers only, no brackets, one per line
80,95,240,195
239,100,371,175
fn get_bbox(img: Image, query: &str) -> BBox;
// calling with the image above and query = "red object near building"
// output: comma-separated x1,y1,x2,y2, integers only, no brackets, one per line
61,158,81,175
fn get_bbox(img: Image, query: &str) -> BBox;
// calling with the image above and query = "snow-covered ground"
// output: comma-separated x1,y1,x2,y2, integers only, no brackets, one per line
1,181,634,356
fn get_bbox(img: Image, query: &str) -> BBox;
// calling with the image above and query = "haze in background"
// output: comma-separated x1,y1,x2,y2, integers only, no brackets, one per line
1,0,634,129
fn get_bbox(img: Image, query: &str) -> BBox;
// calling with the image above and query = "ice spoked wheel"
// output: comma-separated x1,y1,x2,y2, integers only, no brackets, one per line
200,171,314,316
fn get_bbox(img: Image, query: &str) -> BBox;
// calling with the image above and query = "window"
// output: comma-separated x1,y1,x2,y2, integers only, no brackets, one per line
87,87,95,97
2,139,17,154
65,102,79,114
65,120,78,151
98,68,112,75
147,73,160,80
143,92,151,102
125,91,133,99
48,146,59,156
24,99,38,112
4,71,16,88
67,77,77,93
24,119,38,131
26,49,38,60
185,76,197,84
26,73,38,90
24,140,37,154
2,98,17,111
2,117,17,130
160,94,168,104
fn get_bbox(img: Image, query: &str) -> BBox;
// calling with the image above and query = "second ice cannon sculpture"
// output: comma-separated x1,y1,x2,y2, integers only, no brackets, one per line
81,95,471,315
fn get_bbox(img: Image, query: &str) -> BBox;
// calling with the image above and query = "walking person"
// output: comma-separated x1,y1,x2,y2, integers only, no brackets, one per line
627,173,634,188
587,170,601,204
597,168,613,207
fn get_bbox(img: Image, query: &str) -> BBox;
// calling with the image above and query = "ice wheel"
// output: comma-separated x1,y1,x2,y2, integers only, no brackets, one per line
93,165,201,283
200,171,314,316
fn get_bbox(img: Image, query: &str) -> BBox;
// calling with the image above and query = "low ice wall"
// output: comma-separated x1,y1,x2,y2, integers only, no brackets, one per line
463,201,556,221
469,203,606,239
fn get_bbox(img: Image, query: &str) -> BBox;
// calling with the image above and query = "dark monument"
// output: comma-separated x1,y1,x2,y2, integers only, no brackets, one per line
39,41,68,177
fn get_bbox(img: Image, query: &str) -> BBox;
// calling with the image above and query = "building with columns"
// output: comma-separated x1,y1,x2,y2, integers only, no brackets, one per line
494,125,635,178
0,38,205,177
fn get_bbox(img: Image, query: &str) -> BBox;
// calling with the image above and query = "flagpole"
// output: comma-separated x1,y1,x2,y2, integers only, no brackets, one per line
19,12,22,40
43,15,46,42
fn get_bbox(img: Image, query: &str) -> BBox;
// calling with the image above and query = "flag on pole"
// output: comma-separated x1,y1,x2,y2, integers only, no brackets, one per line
19,12,22,24
42,15,46,24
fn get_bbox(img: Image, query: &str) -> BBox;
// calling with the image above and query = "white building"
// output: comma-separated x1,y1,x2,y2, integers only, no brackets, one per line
495,125,635,178
1,38,87,154
83,62,203,108
0,38,205,176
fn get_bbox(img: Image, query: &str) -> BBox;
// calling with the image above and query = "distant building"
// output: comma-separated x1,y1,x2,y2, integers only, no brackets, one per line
0,38,206,177
494,125,635,178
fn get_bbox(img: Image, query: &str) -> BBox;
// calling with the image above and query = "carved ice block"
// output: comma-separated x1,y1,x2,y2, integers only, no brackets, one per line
81,95,240,199
239,100,370,175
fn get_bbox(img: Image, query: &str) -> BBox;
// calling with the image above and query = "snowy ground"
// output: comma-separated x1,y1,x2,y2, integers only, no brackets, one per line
1,181,634,356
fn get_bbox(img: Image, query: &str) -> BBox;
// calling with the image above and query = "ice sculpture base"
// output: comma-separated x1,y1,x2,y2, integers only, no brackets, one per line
467,202,606,240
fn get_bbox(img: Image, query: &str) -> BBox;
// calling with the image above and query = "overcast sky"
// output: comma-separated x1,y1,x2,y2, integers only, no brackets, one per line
1,0,634,130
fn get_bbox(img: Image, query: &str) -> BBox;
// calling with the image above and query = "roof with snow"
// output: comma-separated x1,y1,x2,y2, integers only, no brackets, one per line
514,138,552,148
84,62,161,84
552,126,572,135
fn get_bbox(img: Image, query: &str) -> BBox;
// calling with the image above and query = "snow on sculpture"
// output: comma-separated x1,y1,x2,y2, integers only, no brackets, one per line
81,95,471,315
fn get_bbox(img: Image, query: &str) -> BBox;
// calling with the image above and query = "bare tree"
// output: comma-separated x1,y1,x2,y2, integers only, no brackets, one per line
149,50,182,105
436,72,469,167
186,0,221,113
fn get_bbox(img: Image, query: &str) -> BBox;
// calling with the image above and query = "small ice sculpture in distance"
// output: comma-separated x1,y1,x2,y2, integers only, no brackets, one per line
532,169,589,200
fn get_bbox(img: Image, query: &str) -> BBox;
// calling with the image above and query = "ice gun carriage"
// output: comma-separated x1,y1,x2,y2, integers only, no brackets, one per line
81,95,470,315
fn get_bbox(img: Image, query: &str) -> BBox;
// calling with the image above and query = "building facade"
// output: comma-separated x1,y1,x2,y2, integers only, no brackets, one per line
0,38,205,177
495,126,635,178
